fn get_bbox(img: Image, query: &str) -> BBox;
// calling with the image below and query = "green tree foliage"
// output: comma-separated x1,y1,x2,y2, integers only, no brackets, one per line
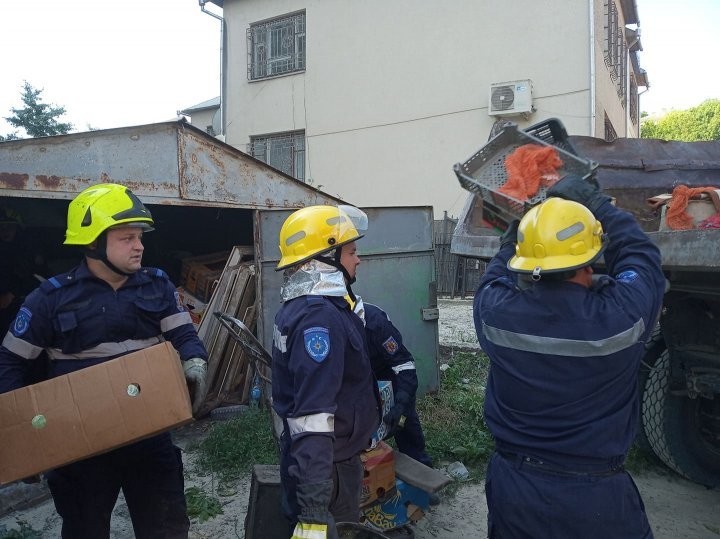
3,81,73,139
641,99,720,141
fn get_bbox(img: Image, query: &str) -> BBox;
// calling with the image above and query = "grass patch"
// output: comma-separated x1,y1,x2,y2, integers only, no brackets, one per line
193,406,279,482
417,349,493,480
185,486,223,523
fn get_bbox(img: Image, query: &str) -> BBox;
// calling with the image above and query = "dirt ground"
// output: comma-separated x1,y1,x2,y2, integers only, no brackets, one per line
1,298,718,538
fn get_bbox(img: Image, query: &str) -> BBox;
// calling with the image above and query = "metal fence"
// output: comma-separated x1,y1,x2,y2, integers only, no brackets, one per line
434,214,486,298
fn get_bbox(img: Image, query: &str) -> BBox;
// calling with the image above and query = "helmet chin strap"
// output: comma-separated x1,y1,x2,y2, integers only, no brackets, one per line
83,233,134,277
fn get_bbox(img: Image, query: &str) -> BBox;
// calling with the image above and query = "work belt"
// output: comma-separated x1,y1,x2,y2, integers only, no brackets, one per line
497,450,624,478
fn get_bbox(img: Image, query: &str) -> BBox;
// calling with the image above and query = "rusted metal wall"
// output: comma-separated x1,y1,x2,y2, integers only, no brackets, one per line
0,121,340,209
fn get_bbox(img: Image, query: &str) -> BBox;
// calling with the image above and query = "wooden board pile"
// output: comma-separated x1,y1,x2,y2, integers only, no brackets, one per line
192,246,260,415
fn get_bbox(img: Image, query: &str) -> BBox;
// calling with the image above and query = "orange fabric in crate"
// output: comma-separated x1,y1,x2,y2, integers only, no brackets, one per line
499,144,563,201
666,184,720,230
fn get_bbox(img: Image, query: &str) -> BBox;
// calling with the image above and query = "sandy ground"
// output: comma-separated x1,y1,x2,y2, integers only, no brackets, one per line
1,298,718,538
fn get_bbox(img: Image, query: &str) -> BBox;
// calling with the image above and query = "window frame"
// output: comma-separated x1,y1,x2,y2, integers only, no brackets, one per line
247,11,306,81
248,130,306,182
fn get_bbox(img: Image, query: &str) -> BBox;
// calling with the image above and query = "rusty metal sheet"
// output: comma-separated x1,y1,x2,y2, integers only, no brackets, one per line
177,124,341,208
0,121,341,210
0,124,183,200
570,136,720,229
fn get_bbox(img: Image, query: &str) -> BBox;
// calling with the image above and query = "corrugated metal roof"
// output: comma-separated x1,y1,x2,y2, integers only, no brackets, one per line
179,96,220,115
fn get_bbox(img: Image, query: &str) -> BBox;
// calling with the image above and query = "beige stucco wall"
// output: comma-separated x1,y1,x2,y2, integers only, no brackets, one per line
591,0,640,138
220,0,609,217
187,108,217,135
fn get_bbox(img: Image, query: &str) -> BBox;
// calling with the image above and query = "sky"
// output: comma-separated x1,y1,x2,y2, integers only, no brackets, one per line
635,0,720,116
0,1,719,136
0,0,222,135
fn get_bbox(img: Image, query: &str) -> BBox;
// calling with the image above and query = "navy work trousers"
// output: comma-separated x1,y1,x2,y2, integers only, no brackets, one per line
281,452,363,534
485,452,653,539
46,433,189,539
394,401,432,467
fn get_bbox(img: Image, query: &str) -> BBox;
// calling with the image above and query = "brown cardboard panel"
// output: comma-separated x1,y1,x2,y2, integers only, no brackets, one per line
0,342,192,485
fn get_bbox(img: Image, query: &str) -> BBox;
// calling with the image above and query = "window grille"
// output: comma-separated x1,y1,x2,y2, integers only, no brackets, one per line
247,12,306,80
629,76,638,125
248,131,305,181
604,113,618,142
603,1,627,107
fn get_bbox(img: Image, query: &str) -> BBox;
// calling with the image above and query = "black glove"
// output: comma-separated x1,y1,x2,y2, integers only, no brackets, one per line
294,480,337,539
383,390,411,432
500,219,520,248
547,173,612,215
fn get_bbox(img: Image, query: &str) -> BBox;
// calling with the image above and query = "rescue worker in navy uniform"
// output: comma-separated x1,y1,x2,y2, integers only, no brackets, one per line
272,205,381,539
362,302,432,468
474,174,665,538
0,183,208,539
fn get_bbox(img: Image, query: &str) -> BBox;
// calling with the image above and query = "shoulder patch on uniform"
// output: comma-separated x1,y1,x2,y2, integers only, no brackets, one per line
173,290,185,312
12,307,32,336
616,270,639,284
304,326,331,363
382,336,399,355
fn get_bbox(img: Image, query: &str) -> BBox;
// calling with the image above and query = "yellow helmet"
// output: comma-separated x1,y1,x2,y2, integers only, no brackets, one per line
508,197,606,277
64,183,154,245
277,205,367,270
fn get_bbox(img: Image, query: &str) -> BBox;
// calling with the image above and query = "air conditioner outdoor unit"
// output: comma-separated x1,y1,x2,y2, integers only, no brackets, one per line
488,80,534,116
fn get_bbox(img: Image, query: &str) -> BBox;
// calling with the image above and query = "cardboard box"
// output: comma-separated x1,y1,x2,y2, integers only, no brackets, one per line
176,286,208,329
360,441,396,508
361,478,429,531
180,251,231,303
370,380,394,448
0,342,192,485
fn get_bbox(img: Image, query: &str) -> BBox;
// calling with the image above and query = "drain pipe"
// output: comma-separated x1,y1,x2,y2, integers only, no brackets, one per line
199,0,225,138
588,0,596,137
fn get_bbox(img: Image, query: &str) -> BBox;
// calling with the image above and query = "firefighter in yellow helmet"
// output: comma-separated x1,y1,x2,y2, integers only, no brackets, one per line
0,183,207,538
272,205,381,539
473,174,665,537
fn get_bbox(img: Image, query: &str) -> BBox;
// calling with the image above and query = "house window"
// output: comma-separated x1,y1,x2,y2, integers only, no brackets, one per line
604,1,627,106
604,113,618,142
629,76,638,125
248,130,305,181
247,12,306,80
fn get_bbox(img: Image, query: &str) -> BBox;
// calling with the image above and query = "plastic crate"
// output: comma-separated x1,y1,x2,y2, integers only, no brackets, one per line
523,117,579,156
453,123,597,220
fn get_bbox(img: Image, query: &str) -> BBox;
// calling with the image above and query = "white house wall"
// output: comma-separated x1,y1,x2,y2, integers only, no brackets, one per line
222,0,601,217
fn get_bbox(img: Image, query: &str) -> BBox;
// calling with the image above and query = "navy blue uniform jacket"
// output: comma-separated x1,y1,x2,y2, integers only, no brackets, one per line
364,303,418,398
474,201,665,466
0,260,207,394
272,295,381,485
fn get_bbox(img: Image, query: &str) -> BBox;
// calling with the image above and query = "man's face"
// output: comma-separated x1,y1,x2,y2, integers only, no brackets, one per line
104,226,145,273
339,241,360,280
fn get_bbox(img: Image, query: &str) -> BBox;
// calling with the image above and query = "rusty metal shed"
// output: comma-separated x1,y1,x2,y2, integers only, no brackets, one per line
0,121,440,393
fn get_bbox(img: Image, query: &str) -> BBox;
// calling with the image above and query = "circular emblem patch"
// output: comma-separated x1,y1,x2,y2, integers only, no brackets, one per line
304,327,331,363
12,307,32,336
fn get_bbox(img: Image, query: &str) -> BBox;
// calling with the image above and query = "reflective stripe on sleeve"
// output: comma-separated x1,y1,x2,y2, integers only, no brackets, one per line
481,318,646,357
291,523,328,539
46,336,162,360
287,412,335,436
391,361,416,374
2,333,44,359
273,324,287,353
160,312,193,332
